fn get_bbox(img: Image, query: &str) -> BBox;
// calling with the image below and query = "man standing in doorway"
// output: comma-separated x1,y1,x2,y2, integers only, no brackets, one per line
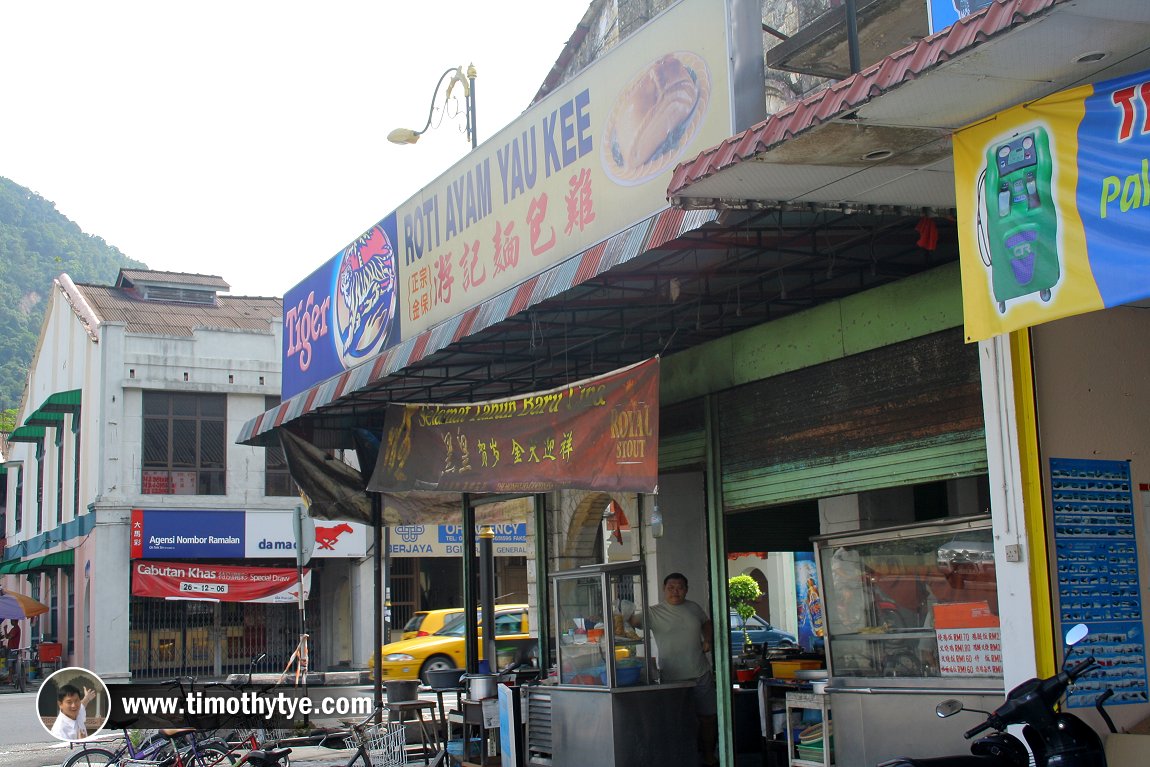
638,572,717,766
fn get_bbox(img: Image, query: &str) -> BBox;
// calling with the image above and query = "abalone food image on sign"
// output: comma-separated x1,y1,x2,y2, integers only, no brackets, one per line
601,52,711,186
334,225,399,367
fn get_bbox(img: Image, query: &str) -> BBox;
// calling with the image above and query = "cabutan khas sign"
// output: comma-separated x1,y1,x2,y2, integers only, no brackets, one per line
132,561,310,603
280,0,763,399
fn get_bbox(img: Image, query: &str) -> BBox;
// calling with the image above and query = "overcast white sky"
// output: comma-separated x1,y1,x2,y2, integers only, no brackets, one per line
1,1,590,297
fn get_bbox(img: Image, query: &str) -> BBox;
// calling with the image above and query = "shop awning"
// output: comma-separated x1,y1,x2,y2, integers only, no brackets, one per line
666,0,1092,211
0,550,74,574
7,425,46,443
24,409,66,427
38,389,82,413
238,207,717,448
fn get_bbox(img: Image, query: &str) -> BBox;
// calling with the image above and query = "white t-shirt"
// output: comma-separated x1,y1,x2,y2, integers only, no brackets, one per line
50,705,87,741
644,599,711,682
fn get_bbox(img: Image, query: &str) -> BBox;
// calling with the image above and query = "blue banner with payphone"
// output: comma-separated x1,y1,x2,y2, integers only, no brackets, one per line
955,66,1150,342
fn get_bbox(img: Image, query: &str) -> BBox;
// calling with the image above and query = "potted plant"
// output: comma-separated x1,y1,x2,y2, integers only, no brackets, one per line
728,574,762,657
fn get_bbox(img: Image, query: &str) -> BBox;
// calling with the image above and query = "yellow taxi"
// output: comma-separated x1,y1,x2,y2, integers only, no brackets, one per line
374,604,530,684
400,608,464,640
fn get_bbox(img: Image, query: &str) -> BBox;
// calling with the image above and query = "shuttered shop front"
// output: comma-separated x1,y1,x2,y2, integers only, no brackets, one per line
718,328,986,511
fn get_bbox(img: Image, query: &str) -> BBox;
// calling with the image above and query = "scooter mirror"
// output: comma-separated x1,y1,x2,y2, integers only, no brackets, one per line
936,699,964,718
1065,623,1089,646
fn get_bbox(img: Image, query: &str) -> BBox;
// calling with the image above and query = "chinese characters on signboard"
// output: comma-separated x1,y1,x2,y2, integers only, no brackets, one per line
281,0,745,399
934,601,1002,677
371,357,659,493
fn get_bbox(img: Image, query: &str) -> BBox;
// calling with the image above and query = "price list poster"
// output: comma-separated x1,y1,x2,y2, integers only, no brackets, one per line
1051,457,1148,707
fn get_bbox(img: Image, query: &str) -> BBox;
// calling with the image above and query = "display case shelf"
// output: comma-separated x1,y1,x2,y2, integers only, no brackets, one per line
785,691,832,767
814,516,1001,682
552,561,653,688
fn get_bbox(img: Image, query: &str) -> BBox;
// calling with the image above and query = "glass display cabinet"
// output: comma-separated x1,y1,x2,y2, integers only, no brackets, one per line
551,561,653,687
811,515,1005,767
539,561,694,767
815,515,1001,682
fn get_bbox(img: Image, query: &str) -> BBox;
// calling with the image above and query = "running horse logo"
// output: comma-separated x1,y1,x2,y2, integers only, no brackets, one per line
315,523,355,550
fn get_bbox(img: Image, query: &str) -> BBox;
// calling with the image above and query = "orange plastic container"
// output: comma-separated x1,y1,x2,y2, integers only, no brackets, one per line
587,628,605,643
770,660,822,679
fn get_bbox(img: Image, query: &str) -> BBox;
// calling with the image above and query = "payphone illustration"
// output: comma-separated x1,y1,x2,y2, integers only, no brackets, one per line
976,127,1061,313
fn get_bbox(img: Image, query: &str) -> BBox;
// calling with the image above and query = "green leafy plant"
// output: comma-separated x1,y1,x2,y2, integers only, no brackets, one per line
728,574,762,653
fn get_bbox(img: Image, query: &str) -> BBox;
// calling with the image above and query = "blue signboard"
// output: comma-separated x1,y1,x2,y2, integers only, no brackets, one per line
282,212,402,399
1050,457,1148,707
438,523,527,544
927,0,994,34
136,510,245,558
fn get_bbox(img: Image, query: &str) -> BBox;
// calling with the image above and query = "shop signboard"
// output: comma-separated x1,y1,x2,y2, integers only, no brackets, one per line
933,601,1002,677
388,523,528,558
370,357,658,493
130,509,367,559
282,0,759,399
927,0,994,34
955,66,1150,342
132,560,310,603
1050,457,1148,707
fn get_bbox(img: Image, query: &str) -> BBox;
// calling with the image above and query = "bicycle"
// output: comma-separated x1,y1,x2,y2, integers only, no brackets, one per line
318,704,445,767
61,727,233,767
2,648,29,693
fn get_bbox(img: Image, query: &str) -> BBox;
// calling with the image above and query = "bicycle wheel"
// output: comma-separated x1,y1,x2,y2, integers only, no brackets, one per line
345,749,372,767
15,658,26,693
61,747,119,767
185,741,239,767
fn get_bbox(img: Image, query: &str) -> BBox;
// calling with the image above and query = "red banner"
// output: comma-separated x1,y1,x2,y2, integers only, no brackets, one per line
370,358,659,493
132,561,310,603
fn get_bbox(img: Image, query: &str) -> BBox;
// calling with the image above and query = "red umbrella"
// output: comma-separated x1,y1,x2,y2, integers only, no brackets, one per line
0,587,49,621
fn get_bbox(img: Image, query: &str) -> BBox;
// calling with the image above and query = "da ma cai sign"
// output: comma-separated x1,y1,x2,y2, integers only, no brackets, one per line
370,358,659,493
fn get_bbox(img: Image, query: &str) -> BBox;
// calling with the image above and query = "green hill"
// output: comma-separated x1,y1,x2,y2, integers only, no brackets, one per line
0,177,147,412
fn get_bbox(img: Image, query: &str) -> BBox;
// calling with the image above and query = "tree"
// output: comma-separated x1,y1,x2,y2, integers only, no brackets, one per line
0,177,147,411
728,574,762,653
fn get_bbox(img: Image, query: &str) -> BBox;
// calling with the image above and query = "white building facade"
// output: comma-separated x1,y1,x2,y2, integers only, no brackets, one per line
1,270,369,681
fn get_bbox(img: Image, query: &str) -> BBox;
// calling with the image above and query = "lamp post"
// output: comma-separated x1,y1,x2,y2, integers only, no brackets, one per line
387,64,477,150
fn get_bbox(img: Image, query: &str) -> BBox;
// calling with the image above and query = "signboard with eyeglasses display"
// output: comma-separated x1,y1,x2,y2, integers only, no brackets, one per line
1050,457,1148,707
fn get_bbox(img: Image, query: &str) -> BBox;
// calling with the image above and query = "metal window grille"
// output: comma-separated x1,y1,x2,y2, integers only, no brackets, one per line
141,391,227,495
129,595,320,679
263,397,295,497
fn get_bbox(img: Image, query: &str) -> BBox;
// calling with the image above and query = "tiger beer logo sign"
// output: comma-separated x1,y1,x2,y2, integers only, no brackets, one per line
333,225,399,367
282,216,403,398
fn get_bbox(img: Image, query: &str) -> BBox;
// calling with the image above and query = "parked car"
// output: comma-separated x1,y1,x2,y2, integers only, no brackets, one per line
729,610,796,654
372,604,530,684
400,607,464,640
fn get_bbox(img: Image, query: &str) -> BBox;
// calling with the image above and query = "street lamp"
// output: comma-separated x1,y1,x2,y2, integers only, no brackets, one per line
387,64,477,149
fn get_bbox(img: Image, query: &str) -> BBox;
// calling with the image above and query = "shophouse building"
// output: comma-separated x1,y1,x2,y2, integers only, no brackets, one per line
237,1,1150,764
0,269,371,681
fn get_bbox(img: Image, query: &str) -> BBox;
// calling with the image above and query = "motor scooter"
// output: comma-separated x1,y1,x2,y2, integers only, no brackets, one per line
878,624,1108,767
